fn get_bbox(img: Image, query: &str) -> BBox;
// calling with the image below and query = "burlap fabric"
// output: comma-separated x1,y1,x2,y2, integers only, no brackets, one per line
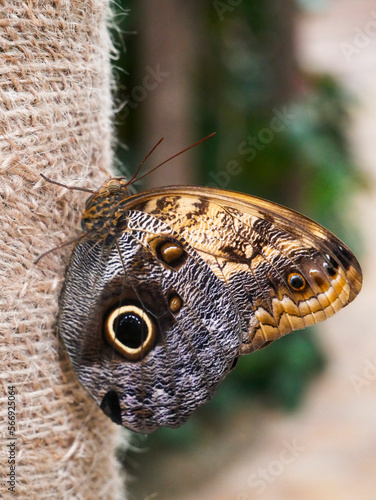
0,1,126,498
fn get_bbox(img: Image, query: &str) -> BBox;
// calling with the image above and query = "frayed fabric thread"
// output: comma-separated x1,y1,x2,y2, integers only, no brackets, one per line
0,1,126,498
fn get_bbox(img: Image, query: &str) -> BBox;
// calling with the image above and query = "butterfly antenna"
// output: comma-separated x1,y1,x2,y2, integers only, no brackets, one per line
129,132,216,185
126,137,165,185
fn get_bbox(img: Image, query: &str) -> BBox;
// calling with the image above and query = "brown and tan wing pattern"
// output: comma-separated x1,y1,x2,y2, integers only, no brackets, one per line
60,209,243,433
122,186,362,353
59,179,362,433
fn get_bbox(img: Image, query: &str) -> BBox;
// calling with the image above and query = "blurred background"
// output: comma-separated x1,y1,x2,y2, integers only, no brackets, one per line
111,1,374,498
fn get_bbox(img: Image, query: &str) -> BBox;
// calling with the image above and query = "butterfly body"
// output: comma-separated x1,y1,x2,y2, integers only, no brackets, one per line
59,177,362,433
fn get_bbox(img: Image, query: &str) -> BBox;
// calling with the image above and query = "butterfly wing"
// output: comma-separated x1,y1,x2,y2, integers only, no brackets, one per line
122,186,362,353
59,210,242,433
59,185,362,433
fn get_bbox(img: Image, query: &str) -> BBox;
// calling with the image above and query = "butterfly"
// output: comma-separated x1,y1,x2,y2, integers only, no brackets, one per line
56,143,362,434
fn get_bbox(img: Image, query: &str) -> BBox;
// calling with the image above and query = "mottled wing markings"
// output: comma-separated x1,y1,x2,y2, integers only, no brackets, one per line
124,188,361,353
218,206,341,349
62,202,244,431
117,217,242,428
60,180,362,432
219,208,308,342
195,204,324,348
124,209,243,349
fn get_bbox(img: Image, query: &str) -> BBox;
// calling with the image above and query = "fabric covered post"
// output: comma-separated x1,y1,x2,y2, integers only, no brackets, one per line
0,1,126,498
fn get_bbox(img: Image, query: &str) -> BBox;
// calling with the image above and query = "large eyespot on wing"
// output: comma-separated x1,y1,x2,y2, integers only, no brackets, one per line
121,186,362,354
61,185,361,431
59,215,243,433
103,303,158,361
108,214,242,433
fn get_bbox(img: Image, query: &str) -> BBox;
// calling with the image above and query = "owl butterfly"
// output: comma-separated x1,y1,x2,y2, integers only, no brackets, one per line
57,138,362,434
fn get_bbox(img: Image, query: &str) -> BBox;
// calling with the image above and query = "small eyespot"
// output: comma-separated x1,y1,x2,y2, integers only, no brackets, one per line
325,253,339,268
323,261,337,277
158,241,186,268
104,304,157,361
323,254,339,277
149,237,188,270
332,244,354,271
169,294,183,313
287,272,306,291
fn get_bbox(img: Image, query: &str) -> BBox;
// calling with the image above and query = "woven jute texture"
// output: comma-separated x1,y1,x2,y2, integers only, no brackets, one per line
0,1,126,499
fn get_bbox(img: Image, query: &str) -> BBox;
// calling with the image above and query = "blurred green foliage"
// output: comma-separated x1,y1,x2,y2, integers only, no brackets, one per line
111,1,362,450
